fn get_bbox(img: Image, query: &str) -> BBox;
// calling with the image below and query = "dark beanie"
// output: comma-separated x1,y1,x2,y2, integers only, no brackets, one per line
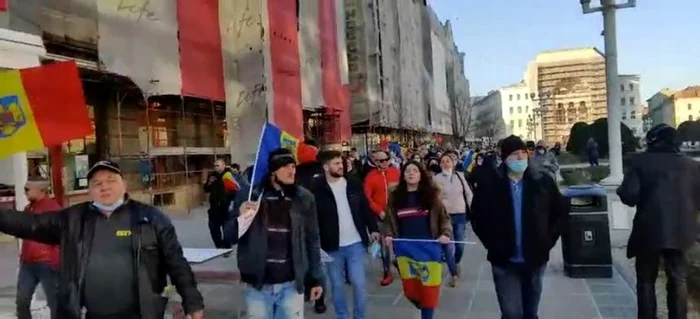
646,124,679,152
268,148,296,172
500,135,527,160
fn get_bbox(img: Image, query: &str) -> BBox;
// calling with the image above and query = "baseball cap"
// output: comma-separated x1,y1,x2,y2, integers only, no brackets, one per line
87,160,122,181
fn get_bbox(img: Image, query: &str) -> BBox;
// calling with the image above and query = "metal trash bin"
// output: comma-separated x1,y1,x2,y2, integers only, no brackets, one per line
561,184,612,278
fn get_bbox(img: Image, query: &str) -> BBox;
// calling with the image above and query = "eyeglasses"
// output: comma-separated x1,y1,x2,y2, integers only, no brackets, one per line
23,187,29,192
376,158,389,163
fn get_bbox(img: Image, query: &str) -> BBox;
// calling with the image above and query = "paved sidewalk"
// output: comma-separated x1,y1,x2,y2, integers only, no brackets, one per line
0,210,639,318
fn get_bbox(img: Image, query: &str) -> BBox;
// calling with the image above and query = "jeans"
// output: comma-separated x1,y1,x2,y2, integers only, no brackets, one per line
208,211,231,249
326,242,367,319
244,281,304,319
443,214,467,276
635,249,688,319
377,221,392,274
492,262,546,319
16,262,58,319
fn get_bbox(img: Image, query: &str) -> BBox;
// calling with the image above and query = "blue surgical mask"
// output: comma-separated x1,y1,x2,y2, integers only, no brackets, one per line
92,198,125,212
506,158,528,173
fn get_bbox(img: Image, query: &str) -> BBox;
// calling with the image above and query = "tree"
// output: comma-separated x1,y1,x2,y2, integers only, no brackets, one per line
588,118,639,156
451,93,473,141
677,120,700,142
472,109,504,143
566,122,590,154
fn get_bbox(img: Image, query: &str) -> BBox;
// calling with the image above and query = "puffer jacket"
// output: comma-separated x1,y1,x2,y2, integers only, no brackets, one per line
20,197,62,269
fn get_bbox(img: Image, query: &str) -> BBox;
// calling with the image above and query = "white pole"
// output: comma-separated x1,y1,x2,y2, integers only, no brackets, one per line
247,123,268,201
600,0,624,186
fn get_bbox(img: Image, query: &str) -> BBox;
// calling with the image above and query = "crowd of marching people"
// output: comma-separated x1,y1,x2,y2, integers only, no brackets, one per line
0,124,697,319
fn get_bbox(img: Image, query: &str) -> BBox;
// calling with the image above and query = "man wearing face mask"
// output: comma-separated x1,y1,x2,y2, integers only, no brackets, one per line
0,161,204,319
529,140,559,180
470,135,568,319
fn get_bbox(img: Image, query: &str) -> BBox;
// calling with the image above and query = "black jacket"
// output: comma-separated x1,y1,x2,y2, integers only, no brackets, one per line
0,199,203,319
310,175,379,252
471,165,569,267
203,167,237,214
296,161,324,189
225,183,325,293
617,152,700,257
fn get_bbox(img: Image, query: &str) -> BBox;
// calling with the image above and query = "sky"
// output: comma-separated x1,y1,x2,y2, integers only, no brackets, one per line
429,0,700,100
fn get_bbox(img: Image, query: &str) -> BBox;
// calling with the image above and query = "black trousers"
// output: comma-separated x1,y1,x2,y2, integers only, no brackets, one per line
208,210,231,249
635,249,688,319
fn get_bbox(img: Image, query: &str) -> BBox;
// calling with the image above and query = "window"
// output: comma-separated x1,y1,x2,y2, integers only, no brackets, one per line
517,94,520,101
509,107,514,114
620,97,626,106
525,106,529,112
630,111,636,119
525,94,528,100
690,115,694,121
510,120,514,128
630,97,635,105
620,84,625,92
518,119,522,128
622,114,626,120
509,94,513,101
629,83,634,91
689,104,693,110
517,106,522,113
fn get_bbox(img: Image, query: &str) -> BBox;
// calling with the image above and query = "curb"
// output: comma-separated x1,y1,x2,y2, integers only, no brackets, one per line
612,257,637,295
0,235,14,244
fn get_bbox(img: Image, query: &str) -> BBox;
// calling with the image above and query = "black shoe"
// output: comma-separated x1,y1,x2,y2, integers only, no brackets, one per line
314,300,327,314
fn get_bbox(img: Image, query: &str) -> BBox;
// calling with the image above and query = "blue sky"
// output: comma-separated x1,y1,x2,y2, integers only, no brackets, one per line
429,0,700,100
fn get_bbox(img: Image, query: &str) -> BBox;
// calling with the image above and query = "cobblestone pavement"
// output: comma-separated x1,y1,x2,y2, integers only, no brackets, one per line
0,208,642,318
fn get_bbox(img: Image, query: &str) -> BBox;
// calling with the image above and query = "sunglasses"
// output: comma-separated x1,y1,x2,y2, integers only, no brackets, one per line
376,158,389,163
23,187,29,192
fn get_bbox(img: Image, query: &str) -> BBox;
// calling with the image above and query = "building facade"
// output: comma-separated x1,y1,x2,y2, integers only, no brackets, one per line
648,86,700,127
470,90,505,142
499,82,537,141
618,75,644,137
527,48,608,146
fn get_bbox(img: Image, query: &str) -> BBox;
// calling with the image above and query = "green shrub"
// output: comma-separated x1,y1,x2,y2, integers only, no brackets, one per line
560,166,610,186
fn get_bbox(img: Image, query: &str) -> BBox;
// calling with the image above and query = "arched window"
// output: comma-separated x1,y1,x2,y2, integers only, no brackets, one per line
556,103,566,124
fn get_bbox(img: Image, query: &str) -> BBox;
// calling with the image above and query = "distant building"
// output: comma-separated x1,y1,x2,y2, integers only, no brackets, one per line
618,75,644,137
499,82,538,141
470,90,506,142
648,86,700,127
526,48,608,146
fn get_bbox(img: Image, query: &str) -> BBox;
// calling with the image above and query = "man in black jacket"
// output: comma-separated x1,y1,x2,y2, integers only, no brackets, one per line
617,124,700,319
0,160,204,319
203,159,238,249
227,148,324,318
310,150,380,319
470,136,568,319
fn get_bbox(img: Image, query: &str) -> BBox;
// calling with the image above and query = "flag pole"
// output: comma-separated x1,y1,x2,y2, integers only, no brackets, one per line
391,238,478,245
247,122,268,201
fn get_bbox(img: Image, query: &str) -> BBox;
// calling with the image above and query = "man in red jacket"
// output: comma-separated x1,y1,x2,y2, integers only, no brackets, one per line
17,176,61,319
363,150,400,285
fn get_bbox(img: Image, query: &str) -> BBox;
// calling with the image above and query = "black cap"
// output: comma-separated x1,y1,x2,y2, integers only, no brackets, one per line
500,135,528,160
87,160,122,181
268,148,296,173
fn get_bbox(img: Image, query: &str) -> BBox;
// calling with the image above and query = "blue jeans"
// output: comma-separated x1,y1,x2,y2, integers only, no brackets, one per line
244,281,304,319
326,242,367,319
492,263,546,319
443,213,467,276
16,262,58,319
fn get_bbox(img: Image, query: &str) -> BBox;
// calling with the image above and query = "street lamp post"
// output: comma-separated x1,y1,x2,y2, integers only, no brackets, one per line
579,0,636,186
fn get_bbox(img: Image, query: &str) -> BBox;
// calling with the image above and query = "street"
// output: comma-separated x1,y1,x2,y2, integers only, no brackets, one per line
0,208,639,318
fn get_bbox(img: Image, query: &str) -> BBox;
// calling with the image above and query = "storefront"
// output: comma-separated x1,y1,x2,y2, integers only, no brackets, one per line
0,27,46,210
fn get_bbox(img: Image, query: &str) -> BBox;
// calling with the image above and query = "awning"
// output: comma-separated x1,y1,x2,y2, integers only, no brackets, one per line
0,28,46,69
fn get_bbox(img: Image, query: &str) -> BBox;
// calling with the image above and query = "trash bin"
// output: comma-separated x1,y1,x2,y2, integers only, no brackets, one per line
561,184,612,278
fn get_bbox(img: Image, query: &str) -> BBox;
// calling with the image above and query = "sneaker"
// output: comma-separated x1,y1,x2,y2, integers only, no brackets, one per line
380,273,394,286
314,300,327,314
448,275,458,288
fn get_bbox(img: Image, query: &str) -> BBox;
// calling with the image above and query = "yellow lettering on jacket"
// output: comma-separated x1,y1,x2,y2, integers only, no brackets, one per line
115,230,132,237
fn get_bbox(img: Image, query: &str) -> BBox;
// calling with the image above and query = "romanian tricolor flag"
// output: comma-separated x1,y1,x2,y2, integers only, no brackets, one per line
251,123,301,185
221,171,240,192
0,61,93,158
394,241,443,309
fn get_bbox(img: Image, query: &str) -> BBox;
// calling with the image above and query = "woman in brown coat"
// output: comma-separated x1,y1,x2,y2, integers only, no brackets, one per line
382,161,452,319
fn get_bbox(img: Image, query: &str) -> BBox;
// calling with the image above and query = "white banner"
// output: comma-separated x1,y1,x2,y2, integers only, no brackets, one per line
97,0,181,95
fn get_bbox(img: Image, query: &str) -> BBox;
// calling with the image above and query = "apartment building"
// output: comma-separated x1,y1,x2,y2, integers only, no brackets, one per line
500,82,537,141
618,75,644,137
648,86,700,127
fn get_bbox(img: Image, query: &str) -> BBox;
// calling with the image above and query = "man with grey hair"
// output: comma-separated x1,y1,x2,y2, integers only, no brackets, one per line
17,176,61,319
